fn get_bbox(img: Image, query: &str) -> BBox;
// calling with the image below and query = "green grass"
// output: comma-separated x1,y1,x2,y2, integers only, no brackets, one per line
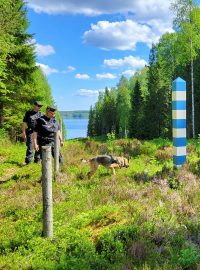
0,137,200,269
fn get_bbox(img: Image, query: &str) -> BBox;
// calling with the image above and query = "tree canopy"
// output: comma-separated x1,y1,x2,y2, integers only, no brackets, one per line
87,2,200,139
0,0,56,139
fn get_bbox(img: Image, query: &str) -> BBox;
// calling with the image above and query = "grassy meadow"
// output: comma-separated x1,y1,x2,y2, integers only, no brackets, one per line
0,135,200,270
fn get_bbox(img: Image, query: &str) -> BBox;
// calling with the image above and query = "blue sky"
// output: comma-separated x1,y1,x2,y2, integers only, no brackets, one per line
27,0,174,111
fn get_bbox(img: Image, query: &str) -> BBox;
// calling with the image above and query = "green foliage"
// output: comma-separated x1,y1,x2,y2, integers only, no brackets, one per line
177,243,200,269
196,134,200,154
116,76,131,138
129,79,144,138
188,156,200,176
87,4,200,140
0,128,8,139
187,140,200,175
96,224,138,264
106,131,116,153
0,0,56,139
102,88,117,135
2,1,200,266
87,106,95,137
1,124,200,268
167,177,181,189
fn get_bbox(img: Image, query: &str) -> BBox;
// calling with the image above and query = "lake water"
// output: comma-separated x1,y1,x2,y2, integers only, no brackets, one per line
64,118,88,139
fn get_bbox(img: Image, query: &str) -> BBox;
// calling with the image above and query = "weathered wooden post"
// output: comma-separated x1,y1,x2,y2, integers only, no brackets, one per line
60,119,63,141
54,131,59,180
42,146,53,238
172,77,187,168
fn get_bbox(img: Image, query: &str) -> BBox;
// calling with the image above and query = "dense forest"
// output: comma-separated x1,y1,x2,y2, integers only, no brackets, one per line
87,1,200,140
1,1,200,269
0,0,55,140
1,0,200,141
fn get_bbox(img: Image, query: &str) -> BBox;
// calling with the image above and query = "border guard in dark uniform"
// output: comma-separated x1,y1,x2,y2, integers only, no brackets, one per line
33,105,63,163
22,101,43,164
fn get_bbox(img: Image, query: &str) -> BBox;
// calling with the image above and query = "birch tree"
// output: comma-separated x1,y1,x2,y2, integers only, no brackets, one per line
171,0,200,138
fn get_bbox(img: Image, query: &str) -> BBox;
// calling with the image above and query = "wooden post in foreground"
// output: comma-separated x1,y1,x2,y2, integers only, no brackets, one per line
42,146,53,239
60,119,63,141
54,131,59,180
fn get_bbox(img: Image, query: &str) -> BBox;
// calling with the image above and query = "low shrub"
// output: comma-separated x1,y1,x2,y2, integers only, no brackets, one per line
155,147,173,161
113,139,142,157
84,140,99,154
1,137,200,269
98,143,108,155
187,155,200,176
177,244,200,269
96,224,138,264
167,177,181,190
0,128,8,140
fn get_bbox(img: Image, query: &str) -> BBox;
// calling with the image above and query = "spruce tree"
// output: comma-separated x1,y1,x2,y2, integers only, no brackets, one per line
87,106,95,137
116,76,131,138
129,79,143,138
0,0,36,138
102,87,117,134
93,93,104,136
144,45,161,139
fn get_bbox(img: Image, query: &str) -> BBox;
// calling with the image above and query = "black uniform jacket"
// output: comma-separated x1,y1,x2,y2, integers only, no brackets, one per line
34,115,59,145
23,110,43,132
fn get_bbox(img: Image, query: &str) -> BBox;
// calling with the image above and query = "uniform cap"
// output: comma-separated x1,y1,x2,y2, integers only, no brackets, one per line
46,105,57,112
34,101,43,107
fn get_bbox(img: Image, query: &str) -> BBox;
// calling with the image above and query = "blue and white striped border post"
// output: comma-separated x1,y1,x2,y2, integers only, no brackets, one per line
172,77,186,168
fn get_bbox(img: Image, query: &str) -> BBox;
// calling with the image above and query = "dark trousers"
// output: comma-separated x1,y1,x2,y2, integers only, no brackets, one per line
25,131,41,164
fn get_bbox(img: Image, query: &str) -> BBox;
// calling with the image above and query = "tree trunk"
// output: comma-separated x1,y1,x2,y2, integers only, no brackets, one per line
191,47,195,138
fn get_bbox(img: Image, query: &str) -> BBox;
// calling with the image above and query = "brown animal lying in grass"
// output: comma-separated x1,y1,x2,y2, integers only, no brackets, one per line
82,155,129,177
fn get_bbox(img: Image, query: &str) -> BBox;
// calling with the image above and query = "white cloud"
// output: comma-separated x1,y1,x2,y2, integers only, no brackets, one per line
83,19,173,51
67,65,76,72
121,70,136,77
35,43,55,57
27,0,171,21
104,55,147,69
77,88,110,97
28,1,173,51
78,89,99,96
36,62,58,75
131,0,171,21
62,65,76,73
75,73,90,80
29,38,55,57
96,73,117,80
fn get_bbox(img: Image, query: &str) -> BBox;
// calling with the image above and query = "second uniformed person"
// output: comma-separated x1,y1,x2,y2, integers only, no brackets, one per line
22,101,43,164
33,106,63,163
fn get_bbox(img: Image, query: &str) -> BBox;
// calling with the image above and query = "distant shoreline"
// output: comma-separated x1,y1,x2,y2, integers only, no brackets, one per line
59,110,89,119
